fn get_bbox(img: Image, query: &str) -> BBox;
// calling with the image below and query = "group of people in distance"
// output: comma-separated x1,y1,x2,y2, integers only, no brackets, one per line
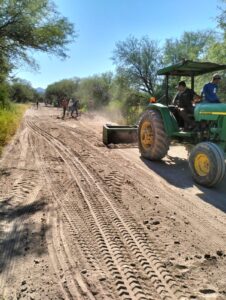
172,73,222,130
61,97,79,120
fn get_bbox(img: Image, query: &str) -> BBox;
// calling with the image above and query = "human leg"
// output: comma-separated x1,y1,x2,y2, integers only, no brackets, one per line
178,109,195,130
62,107,66,119
71,107,75,117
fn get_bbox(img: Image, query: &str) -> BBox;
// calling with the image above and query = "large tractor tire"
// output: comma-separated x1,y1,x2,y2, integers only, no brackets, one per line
188,142,225,187
138,110,170,160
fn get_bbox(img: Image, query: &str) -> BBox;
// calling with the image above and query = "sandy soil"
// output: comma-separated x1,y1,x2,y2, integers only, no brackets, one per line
0,105,226,300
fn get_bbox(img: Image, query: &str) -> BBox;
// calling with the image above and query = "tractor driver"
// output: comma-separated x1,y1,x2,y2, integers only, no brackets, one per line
173,80,197,130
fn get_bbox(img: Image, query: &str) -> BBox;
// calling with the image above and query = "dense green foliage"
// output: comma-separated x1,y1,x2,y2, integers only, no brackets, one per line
0,81,10,108
0,0,76,151
0,103,28,153
9,79,37,103
45,78,80,106
0,0,76,72
163,31,215,65
0,0,76,108
76,73,113,109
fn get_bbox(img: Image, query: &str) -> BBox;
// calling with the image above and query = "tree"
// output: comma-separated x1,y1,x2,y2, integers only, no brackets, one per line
9,79,36,103
163,30,215,65
0,0,76,73
76,73,113,109
161,31,217,102
45,78,79,105
0,81,10,108
216,0,226,33
112,36,161,95
207,0,226,63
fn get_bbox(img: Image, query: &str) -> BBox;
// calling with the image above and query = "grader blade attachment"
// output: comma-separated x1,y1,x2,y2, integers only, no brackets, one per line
103,124,138,145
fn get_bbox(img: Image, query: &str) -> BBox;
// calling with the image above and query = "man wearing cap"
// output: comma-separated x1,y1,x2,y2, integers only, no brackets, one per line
201,74,221,103
173,80,197,130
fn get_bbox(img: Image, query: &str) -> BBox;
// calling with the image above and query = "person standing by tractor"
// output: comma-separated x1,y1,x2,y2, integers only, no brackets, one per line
201,74,221,103
173,81,198,130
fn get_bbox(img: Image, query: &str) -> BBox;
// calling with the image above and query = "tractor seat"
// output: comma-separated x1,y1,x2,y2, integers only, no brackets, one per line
168,105,195,128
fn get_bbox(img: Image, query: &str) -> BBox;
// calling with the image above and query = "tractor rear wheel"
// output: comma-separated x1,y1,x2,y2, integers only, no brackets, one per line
138,110,170,160
188,142,225,187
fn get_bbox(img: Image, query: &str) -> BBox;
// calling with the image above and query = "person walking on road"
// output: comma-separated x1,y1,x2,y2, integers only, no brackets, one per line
67,98,73,115
71,98,79,118
61,98,68,119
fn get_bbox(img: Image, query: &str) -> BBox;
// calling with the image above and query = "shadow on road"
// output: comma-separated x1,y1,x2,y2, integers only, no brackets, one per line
141,155,226,213
0,197,47,221
0,197,50,273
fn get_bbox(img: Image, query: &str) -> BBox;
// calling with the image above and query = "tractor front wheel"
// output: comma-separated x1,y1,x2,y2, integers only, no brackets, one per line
138,110,170,160
188,142,225,187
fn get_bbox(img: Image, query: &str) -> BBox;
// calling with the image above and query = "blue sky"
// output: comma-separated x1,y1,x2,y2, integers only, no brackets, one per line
16,0,222,88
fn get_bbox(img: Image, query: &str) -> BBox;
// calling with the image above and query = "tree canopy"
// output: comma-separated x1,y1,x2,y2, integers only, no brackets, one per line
45,78,79,105
163,30,215,65
9,79,36,103
0,0,76,74
112,36,161,95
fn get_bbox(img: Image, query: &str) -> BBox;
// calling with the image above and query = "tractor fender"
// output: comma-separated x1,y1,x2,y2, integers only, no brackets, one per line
144,103,179,136
194,103,226,121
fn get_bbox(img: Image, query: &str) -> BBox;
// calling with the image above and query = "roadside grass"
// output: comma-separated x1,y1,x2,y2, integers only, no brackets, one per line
0,103,28,154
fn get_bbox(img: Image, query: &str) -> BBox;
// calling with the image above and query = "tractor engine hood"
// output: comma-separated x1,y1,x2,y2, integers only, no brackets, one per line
194,103,226,121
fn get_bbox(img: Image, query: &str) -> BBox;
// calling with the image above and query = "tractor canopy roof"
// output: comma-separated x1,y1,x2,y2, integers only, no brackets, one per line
157,60,226,76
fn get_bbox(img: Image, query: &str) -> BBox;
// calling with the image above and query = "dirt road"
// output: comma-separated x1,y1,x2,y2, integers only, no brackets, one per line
0,106,226,300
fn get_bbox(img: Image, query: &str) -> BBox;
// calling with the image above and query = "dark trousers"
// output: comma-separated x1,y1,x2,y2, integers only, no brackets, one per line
62,107,67,119
71,107,78,117
178,108,195,129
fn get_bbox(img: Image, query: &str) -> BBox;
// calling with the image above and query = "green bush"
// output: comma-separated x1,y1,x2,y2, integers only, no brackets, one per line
0,103,28,154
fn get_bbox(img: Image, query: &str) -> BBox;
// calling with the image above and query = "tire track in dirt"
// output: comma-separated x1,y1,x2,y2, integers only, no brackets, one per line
28,132,93,300
0,126,44,298
37,116,226,297
72,128,226,297
68,125,226,253
27,119,190,300
27,122,154,299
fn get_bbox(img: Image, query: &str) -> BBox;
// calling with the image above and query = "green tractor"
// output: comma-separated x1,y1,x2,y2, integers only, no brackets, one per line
138,60,226,187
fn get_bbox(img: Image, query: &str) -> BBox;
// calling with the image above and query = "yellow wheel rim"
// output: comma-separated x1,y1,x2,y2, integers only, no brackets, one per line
140,120,153,149
194,153,210,176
